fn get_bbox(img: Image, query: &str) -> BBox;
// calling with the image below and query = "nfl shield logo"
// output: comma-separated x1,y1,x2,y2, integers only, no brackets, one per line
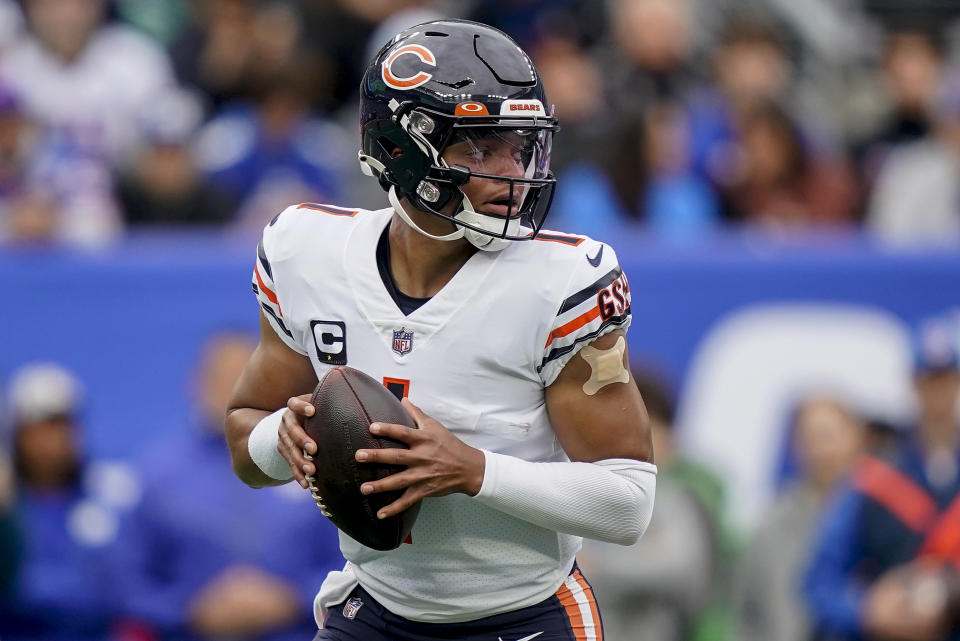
392,327,413,356
342,596,363,620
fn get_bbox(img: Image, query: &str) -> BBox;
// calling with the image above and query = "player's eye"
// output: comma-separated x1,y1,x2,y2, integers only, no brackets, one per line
467,147,492,161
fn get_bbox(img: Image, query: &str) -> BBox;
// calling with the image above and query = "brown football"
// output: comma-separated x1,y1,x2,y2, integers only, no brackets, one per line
302,366,419,550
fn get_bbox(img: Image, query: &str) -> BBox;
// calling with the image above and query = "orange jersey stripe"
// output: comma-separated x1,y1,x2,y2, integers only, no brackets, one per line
254,264,279,305
573,570,603,641
544,305,601,347
556,580,588,641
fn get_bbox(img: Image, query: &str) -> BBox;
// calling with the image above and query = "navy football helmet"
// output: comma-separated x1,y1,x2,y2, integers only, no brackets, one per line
359,19,558,251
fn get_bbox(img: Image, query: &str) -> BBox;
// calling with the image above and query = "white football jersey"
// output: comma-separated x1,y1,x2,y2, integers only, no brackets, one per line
252,203,632,623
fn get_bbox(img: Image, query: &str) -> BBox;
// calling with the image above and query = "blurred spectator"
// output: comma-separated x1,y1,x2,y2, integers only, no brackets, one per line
720,100,857,228
0,80,99,246
579,373,731,641
193,61,355,235
856,29,945,186
0,362,130,641
603,0,703,113
867,75,960,244
173,0,358,115
735,395,867,641
531,30,607,172
1,0,175,162
803,314,960,641
544,0,725,240
0,0,179,244
114,331,343,641
687,13,793,189
168,0,258,110
550,98,720,241
299,0,386,111
117,88,234,227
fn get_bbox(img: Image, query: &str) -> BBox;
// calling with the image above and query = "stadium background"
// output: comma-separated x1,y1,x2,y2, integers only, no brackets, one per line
2,1,960,640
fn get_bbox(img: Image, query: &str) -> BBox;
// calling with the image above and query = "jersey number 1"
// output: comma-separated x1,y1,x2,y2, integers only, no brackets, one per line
382,377,410,401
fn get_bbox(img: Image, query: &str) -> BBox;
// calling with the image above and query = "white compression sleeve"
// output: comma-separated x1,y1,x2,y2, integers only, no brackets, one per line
247,408,293,481
474,452,657,545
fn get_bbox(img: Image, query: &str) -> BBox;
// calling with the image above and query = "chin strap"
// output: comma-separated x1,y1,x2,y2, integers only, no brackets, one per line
362,151,517,252
387,186,465,242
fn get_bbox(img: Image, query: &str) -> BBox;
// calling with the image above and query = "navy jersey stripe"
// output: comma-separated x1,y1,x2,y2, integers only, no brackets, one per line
257,237,273,279
538,308,631,372
260,302,293,338
557,267,622,315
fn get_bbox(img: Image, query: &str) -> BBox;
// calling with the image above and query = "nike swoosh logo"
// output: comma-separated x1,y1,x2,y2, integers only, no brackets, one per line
499,633,544,641
586,245,603,267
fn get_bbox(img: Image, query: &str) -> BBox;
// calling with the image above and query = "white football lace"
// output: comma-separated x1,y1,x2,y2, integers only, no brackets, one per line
302,450,332,517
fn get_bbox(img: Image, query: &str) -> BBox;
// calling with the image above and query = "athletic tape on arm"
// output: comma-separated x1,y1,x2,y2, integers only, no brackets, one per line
579,335,630,395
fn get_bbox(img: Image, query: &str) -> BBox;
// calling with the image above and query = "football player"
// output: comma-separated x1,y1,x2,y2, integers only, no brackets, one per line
225,19,656,641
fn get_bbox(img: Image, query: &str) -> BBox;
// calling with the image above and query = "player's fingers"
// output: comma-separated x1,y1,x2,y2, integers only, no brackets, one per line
277,429,313,485
281,411,316,455
359,468,417,495
356,447,411,466
369,421,420,443
376,488,423,519
276,437,308,486
287,395,316,419
277,413,317,478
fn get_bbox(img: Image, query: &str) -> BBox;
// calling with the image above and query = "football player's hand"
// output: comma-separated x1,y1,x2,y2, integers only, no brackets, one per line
354,398,485,519
277,393,318,489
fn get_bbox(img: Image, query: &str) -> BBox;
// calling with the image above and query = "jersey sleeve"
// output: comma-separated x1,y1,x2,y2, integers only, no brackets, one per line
538,240,632,386
251,210,309,355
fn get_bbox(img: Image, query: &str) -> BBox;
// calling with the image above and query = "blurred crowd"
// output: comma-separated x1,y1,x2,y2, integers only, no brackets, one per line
1,0,960,246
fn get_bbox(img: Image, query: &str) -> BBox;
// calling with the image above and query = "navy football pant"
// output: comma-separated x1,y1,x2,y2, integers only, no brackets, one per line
313,566,604,641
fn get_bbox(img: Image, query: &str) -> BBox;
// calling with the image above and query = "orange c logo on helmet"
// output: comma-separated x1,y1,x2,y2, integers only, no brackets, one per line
455,102,489,115
382,44,436,90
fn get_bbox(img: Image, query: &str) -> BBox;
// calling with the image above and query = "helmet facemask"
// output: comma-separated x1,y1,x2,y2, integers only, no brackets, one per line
362,103,558,251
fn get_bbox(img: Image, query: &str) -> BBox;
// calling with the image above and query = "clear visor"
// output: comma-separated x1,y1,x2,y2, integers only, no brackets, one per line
441,127,553,238
445,127,552,183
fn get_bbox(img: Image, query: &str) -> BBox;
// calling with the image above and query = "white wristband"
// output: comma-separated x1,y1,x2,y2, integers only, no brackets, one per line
247,408,293,481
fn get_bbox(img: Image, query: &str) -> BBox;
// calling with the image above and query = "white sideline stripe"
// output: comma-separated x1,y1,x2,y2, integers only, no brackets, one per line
565,574,598,641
